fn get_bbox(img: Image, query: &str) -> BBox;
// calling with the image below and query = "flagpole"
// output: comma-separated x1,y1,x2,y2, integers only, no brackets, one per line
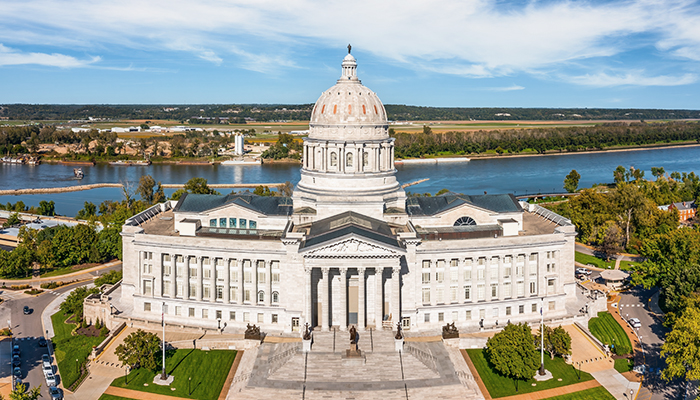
162,302,166,380
539,297,545,375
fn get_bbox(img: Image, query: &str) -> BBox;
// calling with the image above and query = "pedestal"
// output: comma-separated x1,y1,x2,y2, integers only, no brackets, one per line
153,374,175,386
346,343,362,358
302,338,312,353
395,338,404,352
533,369,553,381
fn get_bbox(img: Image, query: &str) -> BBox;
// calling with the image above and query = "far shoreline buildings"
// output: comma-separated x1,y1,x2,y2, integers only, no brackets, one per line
87,51,580,335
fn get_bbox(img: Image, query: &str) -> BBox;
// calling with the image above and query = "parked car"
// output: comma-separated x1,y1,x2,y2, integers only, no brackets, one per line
13,379,26,393
38,337,47,347
13,367,22,378
23,306,30,315
45,371,56,387
576,268,592,275
12,344,20,356
628,317,642,328
12,354,21,367
43,363,53,377
42,354,52,368
48,386,63,400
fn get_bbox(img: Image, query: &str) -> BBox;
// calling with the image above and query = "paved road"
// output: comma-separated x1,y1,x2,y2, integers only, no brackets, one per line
2,281,91,399
618,287,683,400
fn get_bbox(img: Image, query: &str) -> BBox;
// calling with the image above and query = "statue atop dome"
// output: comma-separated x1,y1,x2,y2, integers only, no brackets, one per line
348,44,351,54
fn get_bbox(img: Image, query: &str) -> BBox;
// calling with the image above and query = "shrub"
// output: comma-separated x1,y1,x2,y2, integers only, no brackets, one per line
24,288,43,295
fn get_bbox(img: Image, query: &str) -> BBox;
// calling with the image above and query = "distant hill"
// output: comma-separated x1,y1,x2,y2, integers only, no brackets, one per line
1,104,699,122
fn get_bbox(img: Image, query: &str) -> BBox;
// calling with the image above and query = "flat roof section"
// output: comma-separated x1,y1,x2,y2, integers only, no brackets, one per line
140,210,180,236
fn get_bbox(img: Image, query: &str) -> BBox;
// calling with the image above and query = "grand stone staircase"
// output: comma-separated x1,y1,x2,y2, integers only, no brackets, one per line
227,329,483,400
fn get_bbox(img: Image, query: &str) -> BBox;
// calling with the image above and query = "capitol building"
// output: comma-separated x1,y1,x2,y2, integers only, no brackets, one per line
90,51,578,335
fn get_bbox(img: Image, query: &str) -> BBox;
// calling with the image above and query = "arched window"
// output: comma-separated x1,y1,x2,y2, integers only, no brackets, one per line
257,290,265,303
363,151,369,167
454,216,477,226
346,152,353,167
330,152,337,167
272,291,279,303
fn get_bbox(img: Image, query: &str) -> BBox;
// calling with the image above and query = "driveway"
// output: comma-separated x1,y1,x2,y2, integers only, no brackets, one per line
618,287,683,400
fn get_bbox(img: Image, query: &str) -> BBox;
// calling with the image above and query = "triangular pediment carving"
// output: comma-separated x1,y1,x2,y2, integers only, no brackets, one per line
303,237,402,259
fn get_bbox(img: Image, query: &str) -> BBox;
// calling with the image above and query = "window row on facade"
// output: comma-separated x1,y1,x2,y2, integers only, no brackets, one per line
422,300,557,324
143,302,282,324
208,218,257,229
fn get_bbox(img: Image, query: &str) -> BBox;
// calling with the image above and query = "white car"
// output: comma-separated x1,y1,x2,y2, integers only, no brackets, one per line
628,317,642,328
576,268,592,275
45,371,56,387
42,354,52,368
43,364,53,377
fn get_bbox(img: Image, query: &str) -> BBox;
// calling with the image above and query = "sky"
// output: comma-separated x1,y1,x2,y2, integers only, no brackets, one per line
1,0,700,109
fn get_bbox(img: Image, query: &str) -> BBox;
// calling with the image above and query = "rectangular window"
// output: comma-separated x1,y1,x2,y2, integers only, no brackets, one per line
492,307,499,317
464,258,473,267
477,285,485,300
210,219,217,227
452,311,458,322
506,306,511,316
163,265,172,276
422,260,431,269
230,287,237,301
229,218,237,228
202,257,210,266
272,271,280,283
143,280,152,296
244,271,252,284
403,317,411,328
257,313,264,323
219,218,226,228
258,271,266,284
175,306,182,316
435,271,444,283
203,285,211,299
465,310,472,320
517,255,525,264
530,281,537,294
424,313,430,323
163,254,172,263
422,272,431,284
249,220,257,229
519,305,524,314
477,269,485,280
240,218,247,229
450,268,458,283
189,266,197,278
464,285,471,300
144,302,151,311
464,269,472,281
203,268,211,279
491,284,498,298
176,255,184,263
216,258,225,267
478,257,485,266
177,284,183,297
230,267,238,283
189,307,195,317
549,301,556,311
503,283,511,298
162,283,171,296
516,265,524,277
189,285,196,298
243,312,250,322
490,266,498,280
450,259,459,268
437,259,446,269
504,266,512,278
504,255,512,265
202,309,209,319
422,287,431,304
532,303,538,313
438,312,444,322
530,253,537,262
244,289,251,302
479,309,486,319
229,311,236,321
272,314,278,323
142,263,152,274
436,288,444,304
450,286,458,302
548,279,555,294
216,286,224,300
517,282,525,296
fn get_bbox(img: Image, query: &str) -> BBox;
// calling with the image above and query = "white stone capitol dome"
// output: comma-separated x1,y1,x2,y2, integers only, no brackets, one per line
308,53,389,141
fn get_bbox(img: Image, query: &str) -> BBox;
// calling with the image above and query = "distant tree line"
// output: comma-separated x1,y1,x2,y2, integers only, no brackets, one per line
392,121,700,158
2,104,699,122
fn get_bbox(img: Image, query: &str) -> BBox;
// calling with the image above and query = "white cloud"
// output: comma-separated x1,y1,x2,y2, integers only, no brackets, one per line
1,0,699,83
485,85,525,92
568,71,698,87
0,44,99,68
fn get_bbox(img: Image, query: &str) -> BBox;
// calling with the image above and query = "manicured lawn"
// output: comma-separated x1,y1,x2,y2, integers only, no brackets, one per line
575,252,615,269
98,396,133,400
466,349,594,398
51,310,106,388
588,312,632,355
614,358,634,373
110,349,236,400
619,260,638,271
542,386,616,400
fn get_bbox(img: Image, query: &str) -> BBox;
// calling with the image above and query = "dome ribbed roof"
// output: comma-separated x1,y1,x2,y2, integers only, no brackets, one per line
308,52,388,141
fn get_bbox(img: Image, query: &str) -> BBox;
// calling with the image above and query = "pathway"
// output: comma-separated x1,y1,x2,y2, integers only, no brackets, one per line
103,386,191,400
1,260,121,285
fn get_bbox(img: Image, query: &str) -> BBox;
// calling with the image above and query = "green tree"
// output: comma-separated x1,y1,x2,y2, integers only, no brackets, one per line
253,185,272,196
612,183,647,249
184,177,219,195
563,169,581,193
651,167,666,180
115,329,162,370
661,294,700,381
2,212,20,228
136,175,157,204
38,200,56,216
0,382,42,400
76,202,97,220
59,286,98,319
486,323,539,389
614,165,628,184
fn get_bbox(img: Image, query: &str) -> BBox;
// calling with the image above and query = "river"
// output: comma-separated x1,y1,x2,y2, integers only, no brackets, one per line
2,145,700,217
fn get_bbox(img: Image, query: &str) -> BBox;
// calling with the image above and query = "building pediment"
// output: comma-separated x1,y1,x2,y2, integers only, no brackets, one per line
302,237,403,259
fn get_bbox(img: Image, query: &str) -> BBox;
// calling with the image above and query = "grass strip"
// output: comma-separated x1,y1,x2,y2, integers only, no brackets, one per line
542,386,616,400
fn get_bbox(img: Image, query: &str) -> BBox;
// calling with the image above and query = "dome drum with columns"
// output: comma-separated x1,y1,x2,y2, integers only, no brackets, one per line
294,51,405,219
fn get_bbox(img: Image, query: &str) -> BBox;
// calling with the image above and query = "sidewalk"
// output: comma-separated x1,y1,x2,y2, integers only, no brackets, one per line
2,260,121,285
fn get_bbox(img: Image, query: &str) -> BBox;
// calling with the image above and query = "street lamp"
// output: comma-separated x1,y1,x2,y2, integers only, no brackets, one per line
217,318,221,330
76,358,79,375
189,376,192,396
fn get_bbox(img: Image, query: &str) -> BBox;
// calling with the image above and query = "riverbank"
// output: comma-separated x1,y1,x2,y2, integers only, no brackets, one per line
0,182,284,195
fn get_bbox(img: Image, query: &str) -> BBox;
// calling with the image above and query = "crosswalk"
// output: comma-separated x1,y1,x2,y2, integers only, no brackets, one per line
620,304,643,307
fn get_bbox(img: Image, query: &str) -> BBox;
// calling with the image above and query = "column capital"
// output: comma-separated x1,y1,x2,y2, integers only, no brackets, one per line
357,267,366,274
321,267,330,276
339,268,347,277
304,266,313,274
392,267,401,276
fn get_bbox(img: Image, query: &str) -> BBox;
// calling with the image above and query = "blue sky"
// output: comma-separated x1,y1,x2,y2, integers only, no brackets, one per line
1,0,700,108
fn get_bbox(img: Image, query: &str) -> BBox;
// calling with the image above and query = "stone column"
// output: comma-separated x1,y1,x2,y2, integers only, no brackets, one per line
375,267,384,328
391,267,401,325
253,260,259,304
224,259,230,303
339,269,347,331
209,259,216,303
238,259,245,304
196,257,203,301
321,267,330,331
265,260,272,307
305,267,313,328
358,267,365,330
